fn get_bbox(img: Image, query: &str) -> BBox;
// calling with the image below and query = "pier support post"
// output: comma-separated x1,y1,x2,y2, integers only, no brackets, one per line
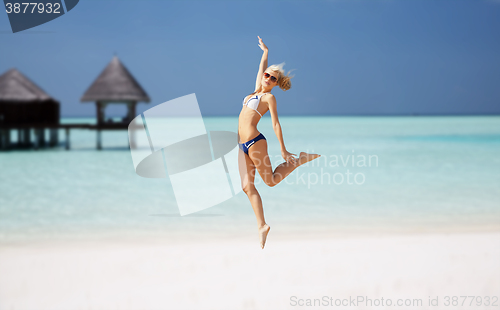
97,129,102,150
39,128,46,147
49,128,58,147
65,128,70,150
17,128,22,146
0,129,4,150
4,129,10,150
33,128,39,150
22,128,30,146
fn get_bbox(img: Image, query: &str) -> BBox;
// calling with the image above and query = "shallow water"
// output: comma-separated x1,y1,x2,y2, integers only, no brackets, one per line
1,116,499,242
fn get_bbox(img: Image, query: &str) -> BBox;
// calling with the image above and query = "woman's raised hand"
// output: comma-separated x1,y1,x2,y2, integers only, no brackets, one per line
258,36,268,51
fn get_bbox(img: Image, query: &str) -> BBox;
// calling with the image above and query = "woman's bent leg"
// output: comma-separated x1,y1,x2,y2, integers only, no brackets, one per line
248,139,320,187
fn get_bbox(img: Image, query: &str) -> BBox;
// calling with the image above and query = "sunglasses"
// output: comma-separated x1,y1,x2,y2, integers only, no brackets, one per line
263,72,278,83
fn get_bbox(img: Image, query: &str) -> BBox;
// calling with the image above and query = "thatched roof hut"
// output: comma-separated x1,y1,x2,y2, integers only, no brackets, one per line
81,56,150,102
0,68,59,125
81,56,150,126
0,68,54,101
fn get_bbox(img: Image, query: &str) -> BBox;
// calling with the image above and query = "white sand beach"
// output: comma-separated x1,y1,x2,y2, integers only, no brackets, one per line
0,231,498,310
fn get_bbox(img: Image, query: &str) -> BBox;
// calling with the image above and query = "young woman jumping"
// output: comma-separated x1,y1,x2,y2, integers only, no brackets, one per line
238,36,321,249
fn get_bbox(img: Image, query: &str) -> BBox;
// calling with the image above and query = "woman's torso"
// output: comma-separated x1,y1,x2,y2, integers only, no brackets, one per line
238,93,270,142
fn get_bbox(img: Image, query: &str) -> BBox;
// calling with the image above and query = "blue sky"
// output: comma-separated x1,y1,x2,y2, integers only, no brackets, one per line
1,0,499,117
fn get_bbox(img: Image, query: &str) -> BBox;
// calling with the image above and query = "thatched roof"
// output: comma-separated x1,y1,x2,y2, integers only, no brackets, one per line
81,56,150,103
0,68,57,102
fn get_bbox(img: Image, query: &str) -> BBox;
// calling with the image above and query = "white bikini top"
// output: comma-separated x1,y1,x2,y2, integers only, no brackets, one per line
242,92,270,117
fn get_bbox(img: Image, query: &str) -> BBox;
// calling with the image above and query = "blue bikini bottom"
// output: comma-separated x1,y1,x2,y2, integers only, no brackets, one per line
239,133,266,155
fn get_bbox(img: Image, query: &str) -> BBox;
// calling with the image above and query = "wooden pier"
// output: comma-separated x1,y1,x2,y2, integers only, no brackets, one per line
0,122,142,151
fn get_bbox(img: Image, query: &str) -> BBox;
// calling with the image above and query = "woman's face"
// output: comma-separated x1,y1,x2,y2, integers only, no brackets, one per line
262,69,279,88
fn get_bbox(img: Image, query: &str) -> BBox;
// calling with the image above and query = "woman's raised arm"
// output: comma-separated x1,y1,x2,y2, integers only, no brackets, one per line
254,36,268,92
267,94,297,165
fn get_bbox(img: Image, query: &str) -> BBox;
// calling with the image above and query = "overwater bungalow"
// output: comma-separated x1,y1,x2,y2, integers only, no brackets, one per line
0,68,60,150
81,55,151,149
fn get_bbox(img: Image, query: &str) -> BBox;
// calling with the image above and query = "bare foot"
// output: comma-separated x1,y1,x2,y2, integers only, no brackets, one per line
258,224,271,249
298,152,321,166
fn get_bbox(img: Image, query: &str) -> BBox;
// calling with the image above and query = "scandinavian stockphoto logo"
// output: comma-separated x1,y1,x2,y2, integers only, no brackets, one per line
4,0,79,33
128,93,242,216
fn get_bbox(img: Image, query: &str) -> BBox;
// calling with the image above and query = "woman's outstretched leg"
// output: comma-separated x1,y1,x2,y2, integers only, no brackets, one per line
238,147,270,249
248,139,320,187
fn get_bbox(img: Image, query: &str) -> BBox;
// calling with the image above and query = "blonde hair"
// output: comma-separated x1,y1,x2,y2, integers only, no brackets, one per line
268,62,295,91
251,62,295,95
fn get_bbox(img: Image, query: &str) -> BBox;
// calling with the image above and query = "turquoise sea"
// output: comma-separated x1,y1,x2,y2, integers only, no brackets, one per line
1,116,499,243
